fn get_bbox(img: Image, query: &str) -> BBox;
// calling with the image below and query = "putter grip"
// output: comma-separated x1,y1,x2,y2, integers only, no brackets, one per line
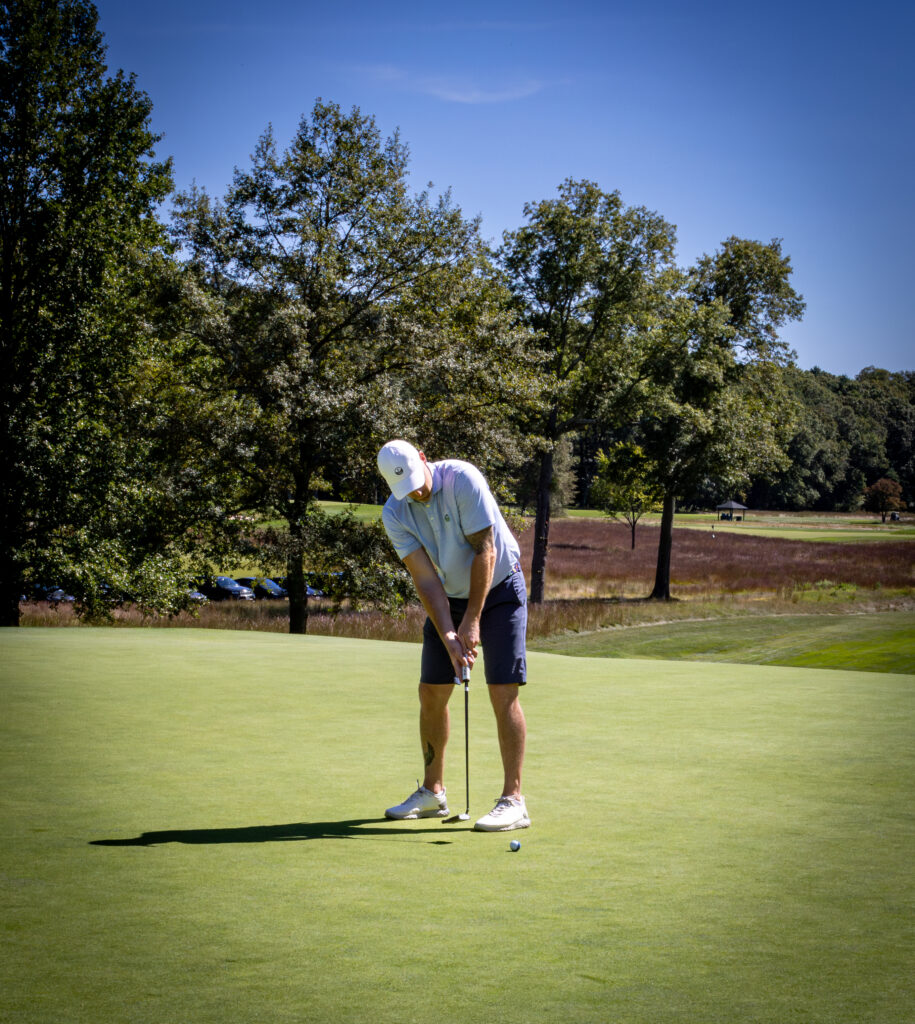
461,665,471,683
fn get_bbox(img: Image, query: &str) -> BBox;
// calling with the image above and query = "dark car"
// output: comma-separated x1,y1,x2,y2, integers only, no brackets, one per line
235,576,287,600
275,575,325,598
197,576,255,601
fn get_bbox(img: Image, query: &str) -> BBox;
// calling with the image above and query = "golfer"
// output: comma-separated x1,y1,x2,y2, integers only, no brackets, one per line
377,440,530,832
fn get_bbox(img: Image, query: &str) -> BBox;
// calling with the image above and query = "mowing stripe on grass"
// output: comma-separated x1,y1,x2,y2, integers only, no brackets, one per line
2,628,913,1024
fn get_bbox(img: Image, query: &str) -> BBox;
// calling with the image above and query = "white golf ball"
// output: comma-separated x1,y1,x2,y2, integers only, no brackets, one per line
510,839,521,852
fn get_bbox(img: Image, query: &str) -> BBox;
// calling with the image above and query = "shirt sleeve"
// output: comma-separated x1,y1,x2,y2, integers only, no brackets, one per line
381,502,422,561
454,463,499,537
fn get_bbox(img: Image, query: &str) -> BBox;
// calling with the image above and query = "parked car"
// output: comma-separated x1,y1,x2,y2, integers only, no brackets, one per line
33,585,75,604
197,576,255,601
235,577,287,600
275,576,325,598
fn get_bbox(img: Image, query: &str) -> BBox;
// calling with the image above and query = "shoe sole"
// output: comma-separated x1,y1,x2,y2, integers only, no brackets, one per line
385,808,450,820
473,816,531,832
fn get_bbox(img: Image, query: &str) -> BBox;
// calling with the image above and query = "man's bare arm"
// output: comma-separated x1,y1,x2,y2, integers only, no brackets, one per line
459,525,496,655
402,547,468,674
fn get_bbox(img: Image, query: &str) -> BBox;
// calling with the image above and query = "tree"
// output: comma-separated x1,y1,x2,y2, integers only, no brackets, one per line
744,366,915,513
863,477,905,522
512,435,577,517
498,179,677,603
0,0,175,625
630,237,804,600
172,100,534,633
591,443,663,549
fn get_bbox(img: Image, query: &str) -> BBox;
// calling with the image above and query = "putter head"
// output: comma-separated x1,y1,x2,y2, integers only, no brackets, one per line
443,812,470,824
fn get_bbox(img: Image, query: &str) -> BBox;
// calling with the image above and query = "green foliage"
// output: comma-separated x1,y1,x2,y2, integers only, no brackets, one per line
689,235,806,360
0,0,184,624
620,240,804,598
513,435,578,516
252,504,413,617
590,443,663,547
171,99,536,630
748,366,915,511
499,178,677,600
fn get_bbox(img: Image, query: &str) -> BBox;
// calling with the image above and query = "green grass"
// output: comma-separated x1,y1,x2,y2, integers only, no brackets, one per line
256,501,382,531
316,500,382,523
567,508,915,543
2,628,913,1023
530,610,915,674
262,504,915,542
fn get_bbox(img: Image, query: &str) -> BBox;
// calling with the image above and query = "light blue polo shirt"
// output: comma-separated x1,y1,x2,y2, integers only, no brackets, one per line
381,459,522,599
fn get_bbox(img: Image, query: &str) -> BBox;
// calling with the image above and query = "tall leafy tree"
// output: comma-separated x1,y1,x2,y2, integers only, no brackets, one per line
498,179,677,603
172,101,533,633
636,239,805,599
0,0,174,625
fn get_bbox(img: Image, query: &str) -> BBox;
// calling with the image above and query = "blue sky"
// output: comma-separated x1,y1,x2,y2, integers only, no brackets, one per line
94,0,914,376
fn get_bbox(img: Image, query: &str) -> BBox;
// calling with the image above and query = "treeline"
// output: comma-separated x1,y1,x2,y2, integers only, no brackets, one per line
1,1,908,630
571,365,915,513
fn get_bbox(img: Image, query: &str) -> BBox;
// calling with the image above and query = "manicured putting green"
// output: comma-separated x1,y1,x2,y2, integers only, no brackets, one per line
2,628,913,1023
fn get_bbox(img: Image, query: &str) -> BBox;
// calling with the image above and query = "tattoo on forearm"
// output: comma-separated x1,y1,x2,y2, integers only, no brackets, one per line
466,526,494,556
424,742,435,767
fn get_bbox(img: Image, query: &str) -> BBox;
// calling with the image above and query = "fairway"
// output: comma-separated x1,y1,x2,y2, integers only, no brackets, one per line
2,629,913,1024
531,611,915,674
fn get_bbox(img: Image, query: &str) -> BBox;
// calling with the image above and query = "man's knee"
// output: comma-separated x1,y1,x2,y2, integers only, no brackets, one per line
488,683,521,711
419,681,454,711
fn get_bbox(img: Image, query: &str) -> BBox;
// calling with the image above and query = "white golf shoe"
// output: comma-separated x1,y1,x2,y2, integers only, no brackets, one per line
384,781,449,820
473,795,530,832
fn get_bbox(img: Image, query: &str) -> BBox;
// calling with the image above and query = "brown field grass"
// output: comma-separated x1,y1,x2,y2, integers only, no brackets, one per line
21,518,914,641
520,518,915,598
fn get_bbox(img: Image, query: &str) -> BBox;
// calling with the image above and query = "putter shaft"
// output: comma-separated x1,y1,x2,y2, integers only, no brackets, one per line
444,664,471,823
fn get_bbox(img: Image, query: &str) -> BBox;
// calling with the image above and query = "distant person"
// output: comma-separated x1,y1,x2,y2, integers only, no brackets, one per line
376,440,530,832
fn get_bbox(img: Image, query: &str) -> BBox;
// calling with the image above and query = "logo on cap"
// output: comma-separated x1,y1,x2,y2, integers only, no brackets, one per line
394,467,404,475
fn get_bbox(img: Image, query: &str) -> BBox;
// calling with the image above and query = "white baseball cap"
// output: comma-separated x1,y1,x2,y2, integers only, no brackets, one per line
377,440,426,499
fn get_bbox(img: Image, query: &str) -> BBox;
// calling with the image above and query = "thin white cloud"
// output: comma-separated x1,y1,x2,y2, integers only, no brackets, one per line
355,64,546,104
419,76,545,104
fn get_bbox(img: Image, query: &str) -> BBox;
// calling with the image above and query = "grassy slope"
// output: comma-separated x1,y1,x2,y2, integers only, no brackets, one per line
2,628,913,1024
318,502,915,542
565,509,915,543
530,610,915,674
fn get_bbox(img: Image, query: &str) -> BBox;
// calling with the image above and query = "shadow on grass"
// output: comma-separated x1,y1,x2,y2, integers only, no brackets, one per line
90,818,464,847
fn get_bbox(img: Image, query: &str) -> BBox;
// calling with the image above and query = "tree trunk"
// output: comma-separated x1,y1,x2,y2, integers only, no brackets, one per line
529,447,555,605
650,491,676,600
286,547,309,635
0,577,21,627
286,489,310,634
630,520,636,550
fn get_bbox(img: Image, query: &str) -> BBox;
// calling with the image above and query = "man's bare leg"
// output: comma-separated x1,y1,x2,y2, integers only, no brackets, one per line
487,683,526,798
419,682,454,793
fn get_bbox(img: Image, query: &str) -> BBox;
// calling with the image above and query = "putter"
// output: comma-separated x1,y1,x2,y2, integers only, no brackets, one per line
444,663,471,823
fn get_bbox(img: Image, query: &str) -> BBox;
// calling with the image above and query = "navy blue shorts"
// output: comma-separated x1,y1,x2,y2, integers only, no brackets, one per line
420,571,528,686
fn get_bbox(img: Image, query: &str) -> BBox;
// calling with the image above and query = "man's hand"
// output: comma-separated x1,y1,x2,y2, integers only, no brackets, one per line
404,547,474,678
444,629,474,676
457,614,481,661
